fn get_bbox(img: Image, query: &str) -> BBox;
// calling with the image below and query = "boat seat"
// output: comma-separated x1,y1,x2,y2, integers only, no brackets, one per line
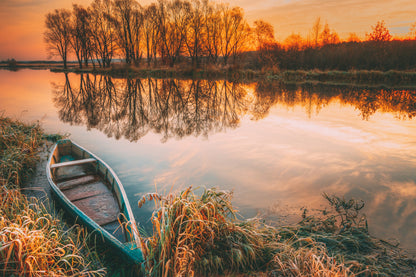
57,175,99,190
51,158,96,169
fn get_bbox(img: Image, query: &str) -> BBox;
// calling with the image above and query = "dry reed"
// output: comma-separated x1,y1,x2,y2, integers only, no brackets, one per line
270,238,353,276
0,189,106,276
0,116,105,276
137,188,358,276
138,188,416,276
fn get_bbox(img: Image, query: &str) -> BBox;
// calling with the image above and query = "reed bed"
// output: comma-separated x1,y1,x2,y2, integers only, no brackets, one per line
137,188,273,276
0,189,105,276
138,188,416,276
289,194,416,276
270,238,353,276
0,117,44,188
137,188,348,276
279,70,416,86
0,116,105,276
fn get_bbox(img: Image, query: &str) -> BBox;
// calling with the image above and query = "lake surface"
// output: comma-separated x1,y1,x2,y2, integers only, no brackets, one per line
1,69,416,252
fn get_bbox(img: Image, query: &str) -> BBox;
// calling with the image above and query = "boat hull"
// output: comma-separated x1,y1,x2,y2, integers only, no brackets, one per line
46,139,143,264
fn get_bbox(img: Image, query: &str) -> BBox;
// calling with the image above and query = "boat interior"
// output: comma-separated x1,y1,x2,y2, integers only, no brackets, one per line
50,140,129,242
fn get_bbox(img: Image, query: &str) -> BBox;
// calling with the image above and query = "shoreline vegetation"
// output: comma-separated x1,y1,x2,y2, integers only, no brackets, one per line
1,116,416,276
0,117,105,276
3,61,416,87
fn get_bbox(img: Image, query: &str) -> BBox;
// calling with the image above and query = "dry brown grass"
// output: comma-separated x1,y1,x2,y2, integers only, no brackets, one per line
270,238,354,276
138,188,273,276
137,188,416,276
0,189,106,276
0,116,105,276
137,188,357,277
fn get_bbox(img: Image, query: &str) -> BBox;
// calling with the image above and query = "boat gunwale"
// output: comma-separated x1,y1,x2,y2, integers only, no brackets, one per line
46,139,142,263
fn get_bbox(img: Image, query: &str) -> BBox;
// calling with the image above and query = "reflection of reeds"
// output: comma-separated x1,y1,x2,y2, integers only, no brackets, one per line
0,116,105,276
138,187,415,276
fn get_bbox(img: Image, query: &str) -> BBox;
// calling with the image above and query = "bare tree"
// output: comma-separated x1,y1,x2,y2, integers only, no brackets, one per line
90,0,116,67
156,0,191,67
366,20,392,42
254,20,275,49
184,0,206,68
320,23,339,45
71,4,92,68
143,4,159,66
44,9,72,69
131,5,144,64
113,0,141,64
220,6,249,65
203,1,221,64
44,0,259,69
254,20,278,66
230,17,251,64
311,17,322,47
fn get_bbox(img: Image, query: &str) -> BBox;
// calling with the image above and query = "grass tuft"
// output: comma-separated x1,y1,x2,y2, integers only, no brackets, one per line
138,187,278,276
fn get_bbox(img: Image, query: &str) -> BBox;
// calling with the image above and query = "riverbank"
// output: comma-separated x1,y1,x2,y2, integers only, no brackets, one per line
3,61,416,86
52,65,416,86
0,117,105,276
1,116,416,276
138,187,416,276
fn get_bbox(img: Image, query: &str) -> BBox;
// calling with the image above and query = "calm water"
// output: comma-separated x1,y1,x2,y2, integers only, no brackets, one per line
1,69,416,251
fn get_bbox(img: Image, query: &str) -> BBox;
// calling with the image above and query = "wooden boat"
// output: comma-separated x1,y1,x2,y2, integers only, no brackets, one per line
46,139,143,264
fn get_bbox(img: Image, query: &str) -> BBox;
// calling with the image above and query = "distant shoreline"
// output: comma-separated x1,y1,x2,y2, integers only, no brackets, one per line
2,61,416,86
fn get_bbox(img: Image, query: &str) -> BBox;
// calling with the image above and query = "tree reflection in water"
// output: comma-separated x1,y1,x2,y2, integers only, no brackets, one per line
53,74,259,141
53,74,416,142
255,82,416,120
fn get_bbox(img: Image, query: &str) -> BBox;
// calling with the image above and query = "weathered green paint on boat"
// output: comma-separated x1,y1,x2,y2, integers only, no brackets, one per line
46,139,143,264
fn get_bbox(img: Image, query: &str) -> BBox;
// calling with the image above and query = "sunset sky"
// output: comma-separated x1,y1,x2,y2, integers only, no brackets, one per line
1,0,415,61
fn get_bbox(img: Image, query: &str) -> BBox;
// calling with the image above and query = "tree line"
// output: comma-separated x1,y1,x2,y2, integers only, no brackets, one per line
44,0,267,69
44,1,416,71
252,19,416,71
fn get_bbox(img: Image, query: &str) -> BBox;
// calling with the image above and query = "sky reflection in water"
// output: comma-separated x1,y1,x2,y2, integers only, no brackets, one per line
0,69,415,251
